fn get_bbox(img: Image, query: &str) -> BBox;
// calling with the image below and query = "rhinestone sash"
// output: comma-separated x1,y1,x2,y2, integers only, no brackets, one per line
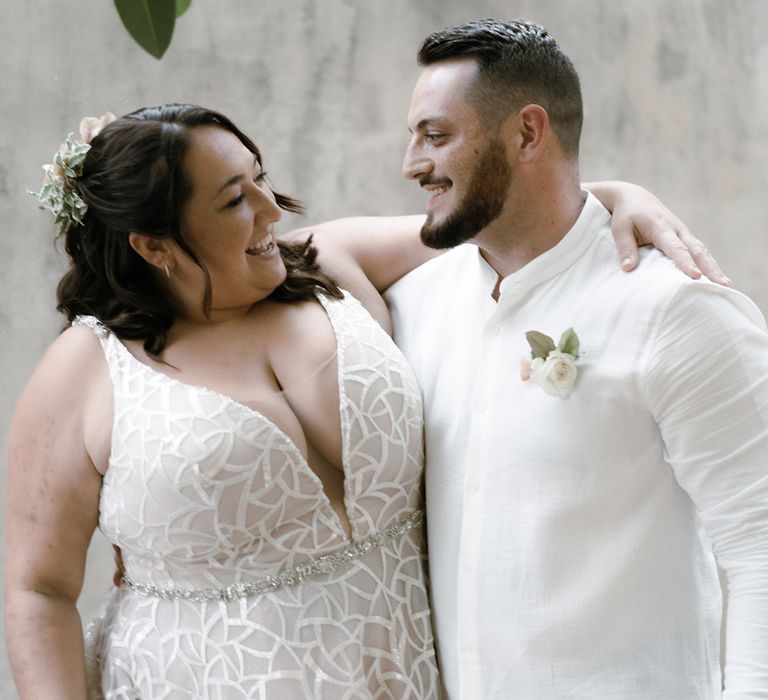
121,509,424,602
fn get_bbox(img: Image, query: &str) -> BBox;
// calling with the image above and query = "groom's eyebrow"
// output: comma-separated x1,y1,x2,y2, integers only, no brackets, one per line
410,117,447,133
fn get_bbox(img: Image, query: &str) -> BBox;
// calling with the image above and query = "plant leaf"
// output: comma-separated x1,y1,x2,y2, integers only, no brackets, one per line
175,0,192,17
114,0,176,59
557,327,580,358
525,330,556,360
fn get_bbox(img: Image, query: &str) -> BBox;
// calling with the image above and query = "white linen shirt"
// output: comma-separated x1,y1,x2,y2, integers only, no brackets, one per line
385,193,768,699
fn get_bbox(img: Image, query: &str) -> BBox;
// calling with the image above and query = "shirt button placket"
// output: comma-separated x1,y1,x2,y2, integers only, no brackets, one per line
459,316,502,696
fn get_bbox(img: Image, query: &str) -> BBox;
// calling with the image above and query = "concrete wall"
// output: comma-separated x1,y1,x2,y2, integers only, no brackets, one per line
1,1,766,694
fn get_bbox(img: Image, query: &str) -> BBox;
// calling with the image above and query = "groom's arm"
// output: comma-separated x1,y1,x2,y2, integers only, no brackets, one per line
647,284,768,696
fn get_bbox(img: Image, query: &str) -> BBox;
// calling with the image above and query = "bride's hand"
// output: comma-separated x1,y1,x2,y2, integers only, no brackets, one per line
586,181,730,286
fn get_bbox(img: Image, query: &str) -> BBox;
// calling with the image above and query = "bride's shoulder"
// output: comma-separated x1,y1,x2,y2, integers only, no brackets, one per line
40,322,107,373
10,321,111,468
19,323,109,416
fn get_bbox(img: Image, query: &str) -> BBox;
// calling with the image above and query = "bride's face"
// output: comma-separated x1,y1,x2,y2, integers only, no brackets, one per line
171,126,287,317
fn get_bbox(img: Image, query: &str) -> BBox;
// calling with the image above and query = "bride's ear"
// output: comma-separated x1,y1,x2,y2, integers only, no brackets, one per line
128,233,175,276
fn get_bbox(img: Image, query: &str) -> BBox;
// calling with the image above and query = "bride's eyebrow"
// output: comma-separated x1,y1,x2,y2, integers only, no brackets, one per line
213,154,259,198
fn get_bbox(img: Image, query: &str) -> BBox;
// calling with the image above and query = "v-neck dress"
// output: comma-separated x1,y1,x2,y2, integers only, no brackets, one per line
78,292,439,699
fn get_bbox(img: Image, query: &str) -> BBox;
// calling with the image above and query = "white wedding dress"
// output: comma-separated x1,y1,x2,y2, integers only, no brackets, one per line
79,292,439,699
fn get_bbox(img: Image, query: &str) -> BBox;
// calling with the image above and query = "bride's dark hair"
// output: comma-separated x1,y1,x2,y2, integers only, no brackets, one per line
57,103,342,356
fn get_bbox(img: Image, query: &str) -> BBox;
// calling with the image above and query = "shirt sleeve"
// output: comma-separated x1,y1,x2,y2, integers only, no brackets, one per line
644,281,768,699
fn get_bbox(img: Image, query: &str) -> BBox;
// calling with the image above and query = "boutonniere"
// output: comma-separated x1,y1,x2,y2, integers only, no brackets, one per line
520,328,580,398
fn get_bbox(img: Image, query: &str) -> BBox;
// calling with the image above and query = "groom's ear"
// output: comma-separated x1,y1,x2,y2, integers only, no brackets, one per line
504,104,548,165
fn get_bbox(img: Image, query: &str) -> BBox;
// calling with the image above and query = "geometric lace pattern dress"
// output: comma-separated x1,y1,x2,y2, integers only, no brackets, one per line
77,292,440,699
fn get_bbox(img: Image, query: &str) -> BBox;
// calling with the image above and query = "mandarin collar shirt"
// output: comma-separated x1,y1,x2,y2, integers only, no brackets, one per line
385,194,768,699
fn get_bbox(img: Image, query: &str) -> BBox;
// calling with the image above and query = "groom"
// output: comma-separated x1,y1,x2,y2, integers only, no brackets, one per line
379,19,768,699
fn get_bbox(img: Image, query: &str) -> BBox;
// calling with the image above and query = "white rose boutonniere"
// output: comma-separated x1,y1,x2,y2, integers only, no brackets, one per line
520,328,580,398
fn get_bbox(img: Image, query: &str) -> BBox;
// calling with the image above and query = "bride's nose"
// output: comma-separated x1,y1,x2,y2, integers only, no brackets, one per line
250,184,282,224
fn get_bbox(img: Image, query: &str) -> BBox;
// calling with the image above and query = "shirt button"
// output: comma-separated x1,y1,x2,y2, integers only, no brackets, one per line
492,324,500,335
468,480,479,493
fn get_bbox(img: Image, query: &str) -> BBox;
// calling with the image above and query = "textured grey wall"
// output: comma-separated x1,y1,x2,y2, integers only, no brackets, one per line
1,1,766,694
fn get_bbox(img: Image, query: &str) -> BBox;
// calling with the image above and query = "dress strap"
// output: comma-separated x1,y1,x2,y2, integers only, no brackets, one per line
71,315,124,386
72,314,111,338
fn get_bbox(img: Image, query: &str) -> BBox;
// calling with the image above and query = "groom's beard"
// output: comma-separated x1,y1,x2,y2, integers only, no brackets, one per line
420,139,513,250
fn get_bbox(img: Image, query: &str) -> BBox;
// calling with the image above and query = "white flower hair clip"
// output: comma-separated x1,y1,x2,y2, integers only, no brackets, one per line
520,327,580,398
29,112,117,235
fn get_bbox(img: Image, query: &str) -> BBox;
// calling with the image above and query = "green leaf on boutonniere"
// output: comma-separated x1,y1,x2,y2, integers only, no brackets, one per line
176,0,192,17
525,331,556,360
557,327,580,358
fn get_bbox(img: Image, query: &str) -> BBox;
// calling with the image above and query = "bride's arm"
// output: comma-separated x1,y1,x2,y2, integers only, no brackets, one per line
284,215,433,329
4,328,103,699
287,183,728,302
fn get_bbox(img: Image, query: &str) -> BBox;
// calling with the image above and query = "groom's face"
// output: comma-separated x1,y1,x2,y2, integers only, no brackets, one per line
402,58,513,250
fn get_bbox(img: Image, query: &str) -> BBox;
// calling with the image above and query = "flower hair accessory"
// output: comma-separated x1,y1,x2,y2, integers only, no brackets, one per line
520,327,580,398
29,112,117,235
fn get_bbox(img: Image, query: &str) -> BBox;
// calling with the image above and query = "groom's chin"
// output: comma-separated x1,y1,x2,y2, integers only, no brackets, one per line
421,220,475,250
421,215,463,250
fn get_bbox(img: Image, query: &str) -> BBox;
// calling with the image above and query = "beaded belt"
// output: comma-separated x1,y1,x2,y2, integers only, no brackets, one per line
122,509,424,602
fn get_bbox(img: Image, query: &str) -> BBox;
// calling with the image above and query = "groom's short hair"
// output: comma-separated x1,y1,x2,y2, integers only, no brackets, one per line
417,18,583,160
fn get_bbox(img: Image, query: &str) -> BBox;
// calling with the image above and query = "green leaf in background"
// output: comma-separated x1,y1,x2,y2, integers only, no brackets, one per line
557,327,580,358
176,0,192,17
525,331,556,360
114,0,177,59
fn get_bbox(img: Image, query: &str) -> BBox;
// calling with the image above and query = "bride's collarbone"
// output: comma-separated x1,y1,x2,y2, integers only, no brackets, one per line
141,301,335,386
125,301,341,448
